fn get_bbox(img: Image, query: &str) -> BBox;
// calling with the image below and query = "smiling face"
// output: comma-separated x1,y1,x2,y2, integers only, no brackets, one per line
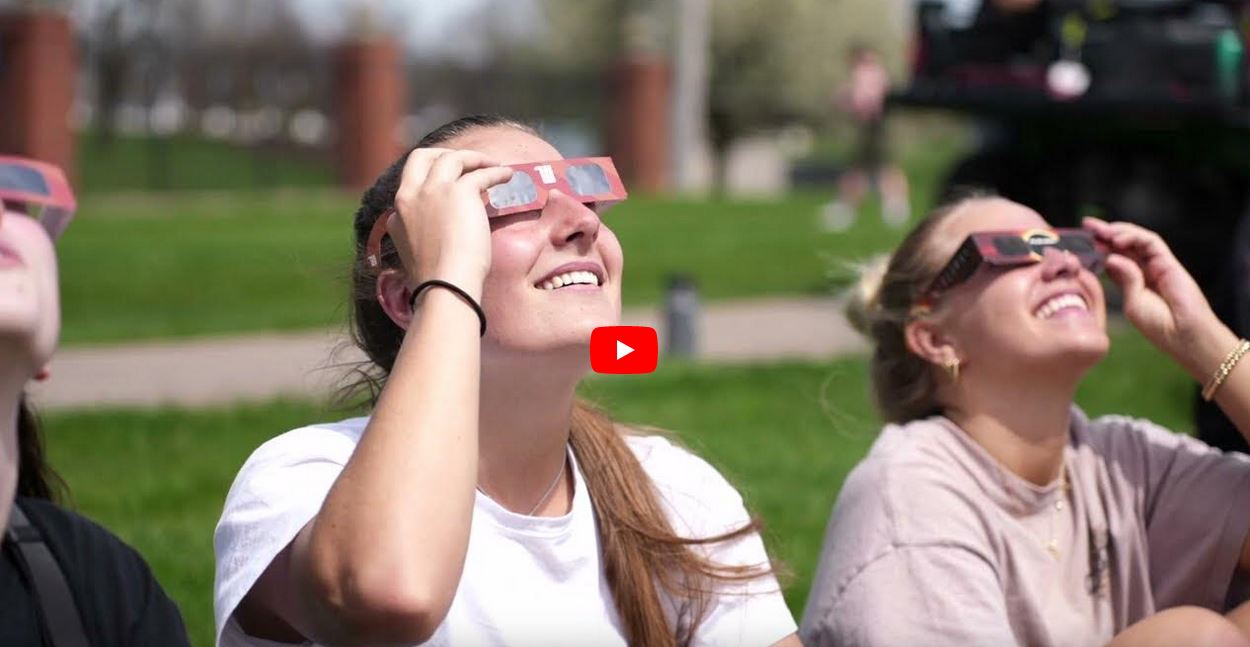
443,126,624,357
0,207,60,377
920,198,1109,381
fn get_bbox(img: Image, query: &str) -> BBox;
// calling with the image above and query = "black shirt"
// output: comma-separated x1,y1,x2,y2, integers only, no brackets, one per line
0,497,190,647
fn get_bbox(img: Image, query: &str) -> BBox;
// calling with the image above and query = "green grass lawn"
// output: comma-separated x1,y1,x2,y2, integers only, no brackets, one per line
41,328,1192,646
58,127,967,345
77,132,334,193
57,189,924,345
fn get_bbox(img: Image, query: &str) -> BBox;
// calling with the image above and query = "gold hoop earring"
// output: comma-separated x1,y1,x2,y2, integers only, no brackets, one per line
943,357,961,383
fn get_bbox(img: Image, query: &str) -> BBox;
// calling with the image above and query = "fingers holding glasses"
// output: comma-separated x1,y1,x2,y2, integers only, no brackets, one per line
388,148,512,291
1083,217,1183,281
1083,216,1222,361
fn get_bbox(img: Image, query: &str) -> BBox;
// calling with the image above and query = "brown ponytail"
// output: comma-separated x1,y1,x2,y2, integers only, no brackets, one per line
570,400,765,646
342,115,772,645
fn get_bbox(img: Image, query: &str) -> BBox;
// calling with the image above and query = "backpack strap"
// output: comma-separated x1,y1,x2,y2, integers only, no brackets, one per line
7,502,91,647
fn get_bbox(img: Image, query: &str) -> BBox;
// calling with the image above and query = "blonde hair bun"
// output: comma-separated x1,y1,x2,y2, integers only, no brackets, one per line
844,254,891,335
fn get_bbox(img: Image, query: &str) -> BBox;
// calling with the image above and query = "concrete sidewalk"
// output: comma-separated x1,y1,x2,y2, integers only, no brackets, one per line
26,296,865,410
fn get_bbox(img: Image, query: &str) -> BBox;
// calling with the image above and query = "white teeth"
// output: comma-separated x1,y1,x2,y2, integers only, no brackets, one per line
538,270,602,290
1036,293,1088,319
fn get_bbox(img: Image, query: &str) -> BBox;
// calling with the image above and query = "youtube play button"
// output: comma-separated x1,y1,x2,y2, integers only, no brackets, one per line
591,326,658,374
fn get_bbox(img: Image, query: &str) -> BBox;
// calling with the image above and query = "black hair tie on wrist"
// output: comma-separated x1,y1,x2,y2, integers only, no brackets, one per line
409,280,487,337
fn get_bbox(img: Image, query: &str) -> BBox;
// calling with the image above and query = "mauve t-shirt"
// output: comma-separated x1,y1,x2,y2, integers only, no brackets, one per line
801,407,1250,647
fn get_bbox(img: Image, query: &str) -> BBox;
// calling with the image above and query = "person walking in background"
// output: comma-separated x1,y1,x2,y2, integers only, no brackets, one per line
804,192,1250,645
213,115,799,647
0,156,190,646
820,43,911,232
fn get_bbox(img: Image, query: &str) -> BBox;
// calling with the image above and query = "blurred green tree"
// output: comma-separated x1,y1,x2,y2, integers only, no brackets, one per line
520,0,908,185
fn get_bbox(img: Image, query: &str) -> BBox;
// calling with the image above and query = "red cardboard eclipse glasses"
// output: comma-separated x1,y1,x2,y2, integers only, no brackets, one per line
366,156,627,270
913,228,1107,311
0,155,76,241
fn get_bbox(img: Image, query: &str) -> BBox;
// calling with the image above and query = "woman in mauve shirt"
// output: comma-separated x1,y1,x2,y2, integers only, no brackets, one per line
802,194,1250,647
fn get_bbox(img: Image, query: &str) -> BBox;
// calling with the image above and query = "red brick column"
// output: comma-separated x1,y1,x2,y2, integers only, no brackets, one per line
608,58,670,194
0,10,76,177
333,37,404,191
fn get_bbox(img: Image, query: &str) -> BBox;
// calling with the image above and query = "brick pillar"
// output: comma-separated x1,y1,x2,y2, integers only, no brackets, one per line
608,58,670,194
0,9,76,177
333,37,404,191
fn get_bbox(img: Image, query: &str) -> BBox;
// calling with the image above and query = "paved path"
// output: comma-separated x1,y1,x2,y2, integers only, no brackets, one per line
26,296,865,410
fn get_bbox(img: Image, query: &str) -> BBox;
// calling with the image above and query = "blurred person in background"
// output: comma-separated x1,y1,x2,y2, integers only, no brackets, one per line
0,157,190,646
802,193,1250,645
213,115,800,647
820,43,912,232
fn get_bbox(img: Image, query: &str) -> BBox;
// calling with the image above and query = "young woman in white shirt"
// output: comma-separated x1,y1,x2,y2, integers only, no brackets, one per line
213,115,799,647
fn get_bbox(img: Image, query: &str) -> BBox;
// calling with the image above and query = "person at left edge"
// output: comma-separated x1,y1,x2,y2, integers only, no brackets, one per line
0,156,191,647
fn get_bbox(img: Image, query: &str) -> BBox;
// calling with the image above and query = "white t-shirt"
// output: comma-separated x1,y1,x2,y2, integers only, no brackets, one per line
213,417,796,647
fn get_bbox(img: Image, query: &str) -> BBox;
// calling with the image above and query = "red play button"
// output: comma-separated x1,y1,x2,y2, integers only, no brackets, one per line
590,326,658,374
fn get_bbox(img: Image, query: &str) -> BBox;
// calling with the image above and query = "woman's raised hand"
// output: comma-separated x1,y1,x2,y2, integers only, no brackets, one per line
1084,216,1236,378
386,148,515,297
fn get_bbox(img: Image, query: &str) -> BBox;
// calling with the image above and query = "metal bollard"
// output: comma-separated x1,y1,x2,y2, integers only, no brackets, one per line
664,274,699,358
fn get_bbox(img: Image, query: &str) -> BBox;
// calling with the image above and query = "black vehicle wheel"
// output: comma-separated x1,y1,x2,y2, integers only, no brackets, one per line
1196,203,1250,453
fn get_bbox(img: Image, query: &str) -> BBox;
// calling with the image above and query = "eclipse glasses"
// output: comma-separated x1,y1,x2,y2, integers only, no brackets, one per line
915,228,1107,310
0,155,76,241
367,156,627,270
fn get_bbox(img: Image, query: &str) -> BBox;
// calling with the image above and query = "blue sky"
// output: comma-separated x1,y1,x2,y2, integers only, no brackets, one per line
287,0,541,61
289,0,492,45
62,0,540,61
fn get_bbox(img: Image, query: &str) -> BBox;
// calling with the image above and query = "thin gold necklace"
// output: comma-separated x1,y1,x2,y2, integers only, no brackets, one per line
477,452,569,516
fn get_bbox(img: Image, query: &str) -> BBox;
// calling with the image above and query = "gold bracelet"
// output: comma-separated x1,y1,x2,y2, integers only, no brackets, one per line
1202,339,1250,401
